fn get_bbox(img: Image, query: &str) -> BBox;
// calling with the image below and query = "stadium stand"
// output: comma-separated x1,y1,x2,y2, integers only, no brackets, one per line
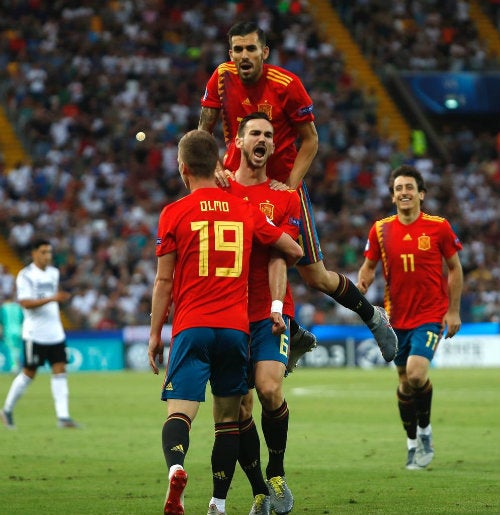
0,1,499,328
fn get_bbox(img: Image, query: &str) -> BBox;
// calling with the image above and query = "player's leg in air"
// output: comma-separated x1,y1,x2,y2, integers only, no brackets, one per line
295,183,397,363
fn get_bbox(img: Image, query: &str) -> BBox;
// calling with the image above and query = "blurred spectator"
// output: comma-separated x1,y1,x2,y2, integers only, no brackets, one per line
0,1,499,326
0,265,15,300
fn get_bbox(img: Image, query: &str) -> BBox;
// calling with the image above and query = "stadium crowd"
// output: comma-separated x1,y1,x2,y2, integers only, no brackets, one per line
333,0,500,72
0,0,499,329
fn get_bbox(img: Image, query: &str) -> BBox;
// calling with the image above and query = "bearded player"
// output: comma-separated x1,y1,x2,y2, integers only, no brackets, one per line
199,21,397,368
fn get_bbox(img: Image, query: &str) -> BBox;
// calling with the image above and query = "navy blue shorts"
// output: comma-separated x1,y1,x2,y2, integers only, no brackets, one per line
23,340,67,369
297,182,323,266
394,323,442,367
248,317,290,388
249,317,290,365
161,327,249,402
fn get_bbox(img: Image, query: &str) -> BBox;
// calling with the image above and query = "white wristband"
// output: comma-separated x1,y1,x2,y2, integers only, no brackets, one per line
271,300,283,315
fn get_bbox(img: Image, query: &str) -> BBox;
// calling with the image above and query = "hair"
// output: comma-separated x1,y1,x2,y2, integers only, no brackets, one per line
389,164,427,195
31,238,51,250
227,21,266,47
237,111,272,137
178,130,219,178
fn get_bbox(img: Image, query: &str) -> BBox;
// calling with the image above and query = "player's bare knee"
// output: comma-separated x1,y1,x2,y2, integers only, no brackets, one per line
256,385,283,410
297,264,336,293
407,373,426,390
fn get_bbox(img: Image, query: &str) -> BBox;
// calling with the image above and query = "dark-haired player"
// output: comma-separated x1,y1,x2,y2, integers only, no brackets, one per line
1,239,77,429
199,21,397,372
358,164,463,469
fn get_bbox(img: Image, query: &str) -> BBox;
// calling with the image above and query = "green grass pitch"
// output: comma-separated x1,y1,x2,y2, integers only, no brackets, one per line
0,367,499,514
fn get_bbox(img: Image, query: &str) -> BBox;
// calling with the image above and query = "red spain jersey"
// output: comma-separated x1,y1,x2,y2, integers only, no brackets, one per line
156,188,284,336
364,212,462,329
201,62,314,183
227,179,301,322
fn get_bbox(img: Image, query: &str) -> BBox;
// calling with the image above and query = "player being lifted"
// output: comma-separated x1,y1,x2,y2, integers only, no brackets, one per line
199,21,397,367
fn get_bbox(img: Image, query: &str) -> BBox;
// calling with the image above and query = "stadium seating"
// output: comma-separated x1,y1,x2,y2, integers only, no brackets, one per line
0,1,499,327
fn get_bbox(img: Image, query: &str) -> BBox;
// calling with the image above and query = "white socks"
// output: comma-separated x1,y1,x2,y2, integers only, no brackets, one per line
3,372,71,421
209,497,226,513
407,437,418,450
168,464,184,480
417,424,432,436
51,373,70,419
3,372,32,412
408,424,432,449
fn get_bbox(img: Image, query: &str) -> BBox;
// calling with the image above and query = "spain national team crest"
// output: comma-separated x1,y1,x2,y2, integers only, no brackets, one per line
418,234,431,251
258,102,273,120
260,201,274,220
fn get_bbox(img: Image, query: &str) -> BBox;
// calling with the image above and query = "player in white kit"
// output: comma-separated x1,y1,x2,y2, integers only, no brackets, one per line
1,239,79,429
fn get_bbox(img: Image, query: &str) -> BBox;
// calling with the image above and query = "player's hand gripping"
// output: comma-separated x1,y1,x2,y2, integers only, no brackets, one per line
214,167,234,188
270,312,287,335
268,179,289,191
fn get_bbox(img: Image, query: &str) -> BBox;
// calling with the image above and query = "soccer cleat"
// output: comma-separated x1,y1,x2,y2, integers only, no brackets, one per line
267,476,294,514
164,468,188,515
415,433,434,467
207,504,226,515
286,326,317,373
1,409,15,429
367,306,397,362
57,418,80,428
405,448,423,470
248,493,271,515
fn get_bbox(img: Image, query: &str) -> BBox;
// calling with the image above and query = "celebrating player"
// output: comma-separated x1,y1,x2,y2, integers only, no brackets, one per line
226,112,300,514
357,165,463,469
147,129,302,515
199,21,397,366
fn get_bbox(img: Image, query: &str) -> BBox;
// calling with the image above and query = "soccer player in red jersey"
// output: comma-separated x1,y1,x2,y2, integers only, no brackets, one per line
147,130,302,515
357,165,463,470
225,112,300,514
199,21,397,365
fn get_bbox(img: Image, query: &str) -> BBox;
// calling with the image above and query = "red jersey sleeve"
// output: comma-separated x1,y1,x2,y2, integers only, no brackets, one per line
439,219,463,257
156,205,178,257
281,190,301,239
363,223,381,262
281,75,314,125
201,67,221,109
